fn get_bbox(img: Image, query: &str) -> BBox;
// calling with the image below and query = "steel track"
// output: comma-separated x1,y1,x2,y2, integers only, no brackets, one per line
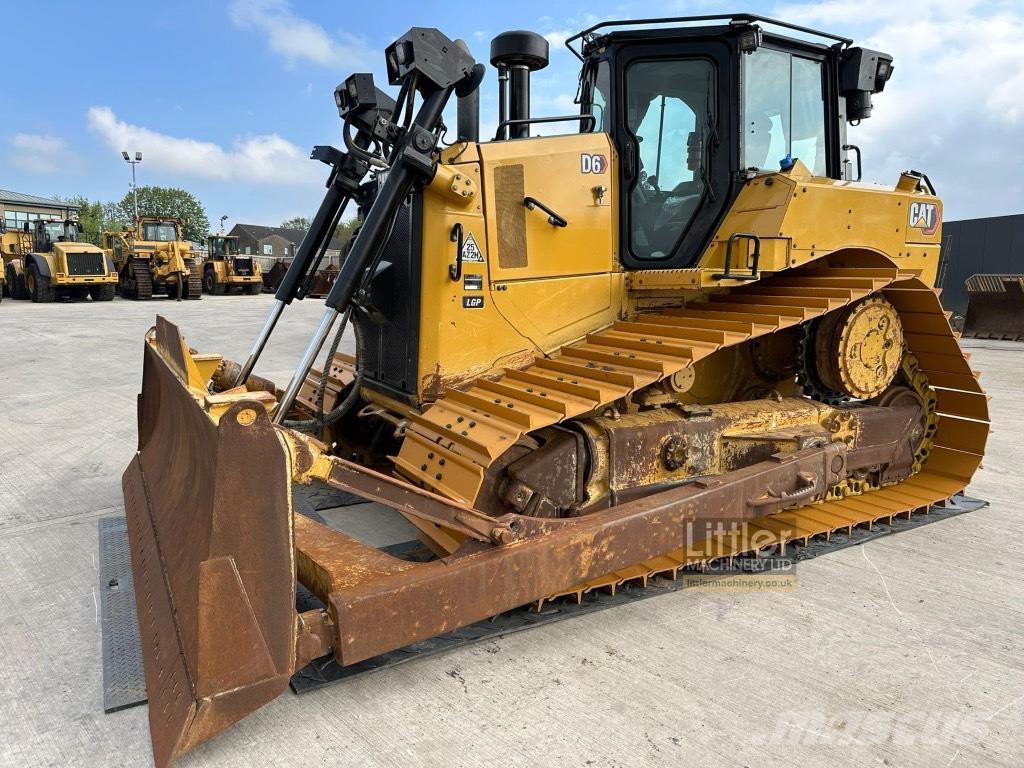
289,493,987,694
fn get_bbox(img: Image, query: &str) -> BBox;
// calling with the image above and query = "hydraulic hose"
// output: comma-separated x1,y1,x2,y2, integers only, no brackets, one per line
282,306,363,433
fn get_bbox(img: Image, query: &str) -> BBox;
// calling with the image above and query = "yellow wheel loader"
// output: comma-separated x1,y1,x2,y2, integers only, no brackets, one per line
3,219,117,302
103,216,201,300
201,234,263,294
0,226,26,300
122,17,990,766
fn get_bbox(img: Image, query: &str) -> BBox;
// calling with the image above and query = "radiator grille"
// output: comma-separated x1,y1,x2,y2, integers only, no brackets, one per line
66,252,106,276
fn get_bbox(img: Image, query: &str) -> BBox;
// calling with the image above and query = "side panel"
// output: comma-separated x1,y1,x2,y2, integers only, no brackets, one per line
415,157,536,402
412,134,624,403
479,133,618,281
698,166,940,285
353,191,424,400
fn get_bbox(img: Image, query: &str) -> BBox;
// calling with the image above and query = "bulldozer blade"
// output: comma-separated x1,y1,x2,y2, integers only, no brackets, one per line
962,274,1024,341
123,321,297,768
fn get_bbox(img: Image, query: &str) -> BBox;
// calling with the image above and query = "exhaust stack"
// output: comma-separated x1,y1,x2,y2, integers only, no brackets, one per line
490,30,548,139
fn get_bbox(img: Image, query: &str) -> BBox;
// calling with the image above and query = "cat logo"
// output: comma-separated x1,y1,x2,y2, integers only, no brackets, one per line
580,153,608,174
908,202,940,235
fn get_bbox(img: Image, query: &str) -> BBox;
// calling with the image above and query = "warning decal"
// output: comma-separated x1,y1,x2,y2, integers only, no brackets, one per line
461,232,484,262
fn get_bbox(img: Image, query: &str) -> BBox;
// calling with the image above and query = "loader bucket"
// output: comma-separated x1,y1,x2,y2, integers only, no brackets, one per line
962,273,1024,341
122,318,297,768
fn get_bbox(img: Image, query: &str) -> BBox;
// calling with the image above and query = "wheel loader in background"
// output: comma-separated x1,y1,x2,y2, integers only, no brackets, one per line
201,233,263,294
0,225,26,300
122,16,990,767
103,216,201,300
3,218,117,302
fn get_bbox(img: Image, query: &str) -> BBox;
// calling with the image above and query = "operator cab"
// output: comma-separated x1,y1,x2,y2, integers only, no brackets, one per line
208,235,240,259
572,15,892,269
139,219,181,242
33,219,80,251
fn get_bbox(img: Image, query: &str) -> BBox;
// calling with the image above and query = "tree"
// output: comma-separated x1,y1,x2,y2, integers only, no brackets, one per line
116,186,210,242
335,217,359,244
280,216,310,231
281,215,359,246
51,195,127,246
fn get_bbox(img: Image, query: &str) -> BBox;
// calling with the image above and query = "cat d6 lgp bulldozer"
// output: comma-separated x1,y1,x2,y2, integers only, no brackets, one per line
104,216,202,300
122,16,990,766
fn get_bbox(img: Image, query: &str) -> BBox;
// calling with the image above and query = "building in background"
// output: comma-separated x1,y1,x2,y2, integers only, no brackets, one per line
940,213,1024,314
1,189,79,231
228,223,346,274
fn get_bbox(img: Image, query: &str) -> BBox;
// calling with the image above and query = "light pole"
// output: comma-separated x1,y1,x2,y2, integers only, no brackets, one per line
220,215,228,234
121,151,142,220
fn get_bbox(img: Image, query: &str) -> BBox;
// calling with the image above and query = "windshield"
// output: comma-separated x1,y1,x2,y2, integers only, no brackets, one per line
43,223,69,242
625,58,716,260
141,222,179,242
210,237,239,257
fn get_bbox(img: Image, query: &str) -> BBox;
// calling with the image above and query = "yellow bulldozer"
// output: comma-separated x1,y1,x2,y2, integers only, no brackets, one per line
201,233,263,294
103,216,202,300
3,218,117,302
122,17,990,766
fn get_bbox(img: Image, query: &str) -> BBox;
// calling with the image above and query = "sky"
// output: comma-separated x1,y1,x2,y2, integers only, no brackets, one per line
4,0,1023,229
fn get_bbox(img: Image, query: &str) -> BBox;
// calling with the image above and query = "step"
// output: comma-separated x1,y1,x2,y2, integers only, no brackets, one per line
533,357,639,394
503,368,604,408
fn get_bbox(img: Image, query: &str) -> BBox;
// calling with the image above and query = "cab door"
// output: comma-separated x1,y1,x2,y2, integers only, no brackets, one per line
610,37,736,270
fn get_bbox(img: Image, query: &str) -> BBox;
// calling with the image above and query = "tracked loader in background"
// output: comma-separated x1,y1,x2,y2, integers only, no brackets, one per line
122,17,991,766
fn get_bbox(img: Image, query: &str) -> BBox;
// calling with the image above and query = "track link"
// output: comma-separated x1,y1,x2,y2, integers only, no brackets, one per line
393,266,989,600
131,258,153,300
184,258,203,299
397,267,909,501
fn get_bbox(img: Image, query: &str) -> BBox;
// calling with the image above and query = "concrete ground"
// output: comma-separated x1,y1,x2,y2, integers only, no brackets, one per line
0,293,1021,768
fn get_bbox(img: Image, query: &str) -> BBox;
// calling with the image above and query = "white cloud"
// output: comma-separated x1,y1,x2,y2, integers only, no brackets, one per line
8,133,68,173
87,106,317,185
538,13,603,51
228,0,374,69
775,0,1024,218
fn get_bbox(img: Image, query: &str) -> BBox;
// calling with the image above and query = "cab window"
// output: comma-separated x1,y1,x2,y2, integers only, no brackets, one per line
625,58,715,260
142,222,179,241
583,59,611,132
743,48,827,176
